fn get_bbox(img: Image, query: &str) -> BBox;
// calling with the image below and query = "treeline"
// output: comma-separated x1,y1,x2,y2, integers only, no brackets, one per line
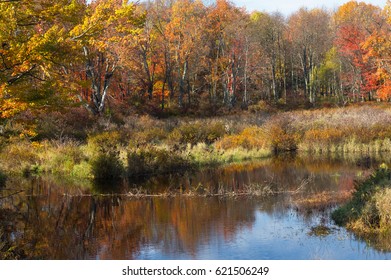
1,0,391,119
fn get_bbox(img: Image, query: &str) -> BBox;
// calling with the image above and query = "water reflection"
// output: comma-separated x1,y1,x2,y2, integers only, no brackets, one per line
1,155,391,259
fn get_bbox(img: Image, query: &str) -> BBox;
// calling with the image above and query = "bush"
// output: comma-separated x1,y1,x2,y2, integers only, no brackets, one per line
129,127,167,147
215,126,265,150
248,100,275,113
127,146,190,177
35,108,93,141
87,131,124,154
169,121,226,145
39,140,87,175
87,132,125,179
265,117,300,153
0,141,40,175
90,151,124,179
300,128,346,152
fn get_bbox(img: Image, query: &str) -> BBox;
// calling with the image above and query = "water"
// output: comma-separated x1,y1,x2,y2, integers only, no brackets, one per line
1,155,391,259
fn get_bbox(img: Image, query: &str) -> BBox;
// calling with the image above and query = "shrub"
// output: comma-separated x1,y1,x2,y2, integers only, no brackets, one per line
264,117,300,153
39,140,87,175
127,146,190,177
215,126,266,150
169,121,226,145
35,108,93,141
87,131,123,154
248,100,275,113
129,127,167,147
300,128,346,152
87,132,125,179
90,151,124,179
0,141,40,175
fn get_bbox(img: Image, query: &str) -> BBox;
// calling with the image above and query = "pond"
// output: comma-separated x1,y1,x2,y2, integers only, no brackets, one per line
1,155,391,260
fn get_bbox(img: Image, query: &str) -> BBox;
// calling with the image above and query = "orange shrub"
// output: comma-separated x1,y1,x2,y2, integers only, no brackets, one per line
265,118,301,152
304,128,346,145
215,126,266,150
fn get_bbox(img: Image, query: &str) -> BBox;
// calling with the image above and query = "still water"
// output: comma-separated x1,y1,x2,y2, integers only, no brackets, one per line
1,155,391,259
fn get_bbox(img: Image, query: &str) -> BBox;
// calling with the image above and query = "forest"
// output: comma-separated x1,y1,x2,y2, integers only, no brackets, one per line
1,0,391,119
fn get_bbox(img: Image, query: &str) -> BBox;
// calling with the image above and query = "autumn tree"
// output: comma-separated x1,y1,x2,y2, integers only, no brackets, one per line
0,0,86,123
287,8,332,104
249,12,287,102
70,0,144,115
333,1,385,101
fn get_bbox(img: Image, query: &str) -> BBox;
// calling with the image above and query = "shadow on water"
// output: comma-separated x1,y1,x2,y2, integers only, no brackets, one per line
1,153,391,259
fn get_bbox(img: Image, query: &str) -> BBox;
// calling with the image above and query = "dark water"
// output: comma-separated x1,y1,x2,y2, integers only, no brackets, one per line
1,156,391,260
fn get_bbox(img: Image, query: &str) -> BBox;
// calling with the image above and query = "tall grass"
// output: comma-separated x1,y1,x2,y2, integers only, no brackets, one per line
332,164,391,234
2,105,391,180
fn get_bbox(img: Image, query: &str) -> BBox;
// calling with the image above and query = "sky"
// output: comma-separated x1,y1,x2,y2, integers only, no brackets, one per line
231,0,388,16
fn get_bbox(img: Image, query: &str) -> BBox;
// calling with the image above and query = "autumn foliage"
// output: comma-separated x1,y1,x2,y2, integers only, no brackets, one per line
1,0,391,124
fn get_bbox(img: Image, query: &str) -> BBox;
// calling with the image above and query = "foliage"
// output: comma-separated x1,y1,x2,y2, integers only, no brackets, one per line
2,0,391,121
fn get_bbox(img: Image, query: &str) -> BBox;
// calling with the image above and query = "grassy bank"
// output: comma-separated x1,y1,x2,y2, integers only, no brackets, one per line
1,104,391,180
332,164,391,235
0,115,271,179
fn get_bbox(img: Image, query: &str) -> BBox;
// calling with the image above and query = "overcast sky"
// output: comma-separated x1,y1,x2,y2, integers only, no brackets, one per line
231,0,388,16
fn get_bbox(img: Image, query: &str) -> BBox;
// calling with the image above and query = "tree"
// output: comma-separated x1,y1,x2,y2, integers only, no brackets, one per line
250,12,287,102
333,1,385,101
70,0,144,115
287,8,332,104
0,0,87,121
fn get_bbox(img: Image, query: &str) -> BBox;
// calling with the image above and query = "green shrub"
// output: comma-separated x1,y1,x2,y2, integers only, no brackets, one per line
90,151,124,179
71,161,92,178
39,141,87,175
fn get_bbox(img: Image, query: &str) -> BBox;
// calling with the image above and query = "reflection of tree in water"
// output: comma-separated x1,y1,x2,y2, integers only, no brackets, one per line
81,197,257,259
0,155,386,259
1,184,258,259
